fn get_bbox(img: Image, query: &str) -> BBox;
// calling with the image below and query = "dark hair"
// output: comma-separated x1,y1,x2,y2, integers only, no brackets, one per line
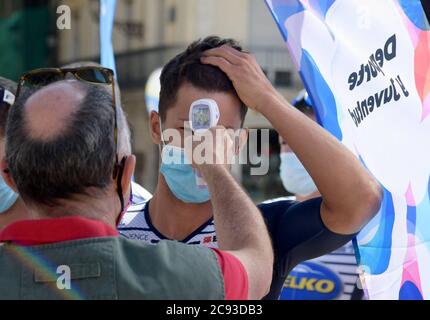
159,36,248,123
61,61,131,155
6,82,116,206
0,77,17,137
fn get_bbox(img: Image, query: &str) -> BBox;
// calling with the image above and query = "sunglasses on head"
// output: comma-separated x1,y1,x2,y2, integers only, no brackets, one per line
16,66,115,97
16,66,120,174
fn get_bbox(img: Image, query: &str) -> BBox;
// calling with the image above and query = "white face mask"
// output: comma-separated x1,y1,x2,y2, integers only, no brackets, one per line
279,152,318,196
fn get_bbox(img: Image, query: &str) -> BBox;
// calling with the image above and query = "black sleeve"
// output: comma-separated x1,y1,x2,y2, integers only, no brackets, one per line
258,197,357,299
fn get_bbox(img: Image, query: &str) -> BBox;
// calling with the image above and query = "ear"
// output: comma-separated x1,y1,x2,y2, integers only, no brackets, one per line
236,127,249,155
0,159,18,192
149,111,162,145
120,155,136,196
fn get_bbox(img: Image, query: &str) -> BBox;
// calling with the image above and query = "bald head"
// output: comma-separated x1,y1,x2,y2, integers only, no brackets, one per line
5,80,118,206
24,80,85,141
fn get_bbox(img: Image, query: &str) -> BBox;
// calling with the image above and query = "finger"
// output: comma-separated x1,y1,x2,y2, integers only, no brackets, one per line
223,131,235,165
202,47,244,65
220,45,250,60
225,133,234,150
211,126,229,147
200,55,236,76
224,128,235,143
204,46,255,67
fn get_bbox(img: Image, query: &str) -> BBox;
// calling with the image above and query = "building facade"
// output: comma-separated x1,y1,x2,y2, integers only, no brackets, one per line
56,0,303,197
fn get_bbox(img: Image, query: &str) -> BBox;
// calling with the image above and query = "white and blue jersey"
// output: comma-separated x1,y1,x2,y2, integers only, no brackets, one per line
130,181,152,205
120,186,217,248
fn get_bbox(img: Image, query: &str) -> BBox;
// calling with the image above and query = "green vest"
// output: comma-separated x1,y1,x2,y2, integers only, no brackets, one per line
0,237,225,299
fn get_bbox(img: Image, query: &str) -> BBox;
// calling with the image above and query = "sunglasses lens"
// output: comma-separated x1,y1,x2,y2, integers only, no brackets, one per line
24,71,63,88
76,69,111,84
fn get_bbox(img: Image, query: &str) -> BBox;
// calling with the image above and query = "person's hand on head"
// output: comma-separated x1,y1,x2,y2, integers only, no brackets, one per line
200,45,279,113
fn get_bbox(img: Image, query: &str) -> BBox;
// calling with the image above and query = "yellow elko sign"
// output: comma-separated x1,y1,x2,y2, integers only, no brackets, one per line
280,262,343,300
284,275,335,293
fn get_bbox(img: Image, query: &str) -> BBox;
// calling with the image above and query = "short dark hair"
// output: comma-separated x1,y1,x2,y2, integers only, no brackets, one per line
159,36,248,123
0,76,17,137
6,82,116,206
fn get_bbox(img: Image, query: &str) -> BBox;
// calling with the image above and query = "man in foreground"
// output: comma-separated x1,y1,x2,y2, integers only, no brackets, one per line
0,71,273,299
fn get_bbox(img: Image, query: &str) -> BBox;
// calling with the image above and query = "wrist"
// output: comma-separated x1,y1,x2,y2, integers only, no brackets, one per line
254,86,284,114
196,163,229,181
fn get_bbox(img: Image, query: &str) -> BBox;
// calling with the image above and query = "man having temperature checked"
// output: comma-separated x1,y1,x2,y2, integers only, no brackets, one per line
119,36,382,299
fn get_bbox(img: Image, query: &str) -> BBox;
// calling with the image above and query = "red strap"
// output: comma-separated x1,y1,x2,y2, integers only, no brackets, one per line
211,248,249,300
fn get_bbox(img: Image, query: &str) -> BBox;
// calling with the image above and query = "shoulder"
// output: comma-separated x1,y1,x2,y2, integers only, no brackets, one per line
259,196,297,209
119,201,150,229
118,188,154,242
258,196,325,218
116,238,226,299
120,182,151,228
257,196,298,223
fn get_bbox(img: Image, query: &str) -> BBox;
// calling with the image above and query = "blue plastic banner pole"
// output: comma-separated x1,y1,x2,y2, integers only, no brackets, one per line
100,0,117,76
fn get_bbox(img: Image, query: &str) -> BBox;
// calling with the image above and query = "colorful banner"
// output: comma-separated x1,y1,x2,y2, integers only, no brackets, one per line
100,0,117,75
266,0,430,299
145,67,162,114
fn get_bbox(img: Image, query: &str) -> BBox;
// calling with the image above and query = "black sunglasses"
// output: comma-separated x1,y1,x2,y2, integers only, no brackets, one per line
16,67,120,174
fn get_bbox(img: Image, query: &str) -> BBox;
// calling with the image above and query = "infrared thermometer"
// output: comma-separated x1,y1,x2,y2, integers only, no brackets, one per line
189,98,220,133
189,99,221,187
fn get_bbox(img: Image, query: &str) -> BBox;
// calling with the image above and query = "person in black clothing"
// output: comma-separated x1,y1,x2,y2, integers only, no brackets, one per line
119,36,382,299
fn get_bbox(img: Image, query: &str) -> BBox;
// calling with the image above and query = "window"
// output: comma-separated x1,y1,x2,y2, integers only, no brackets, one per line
275,70,292,88
168,6,176,24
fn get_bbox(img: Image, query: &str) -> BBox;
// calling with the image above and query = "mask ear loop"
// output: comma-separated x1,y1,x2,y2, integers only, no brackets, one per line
115,161,132,226
158,113,166,158
114,156,127,217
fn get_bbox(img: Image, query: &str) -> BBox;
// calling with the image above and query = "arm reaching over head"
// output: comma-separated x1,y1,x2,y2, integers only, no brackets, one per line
193,127,273,300
201,46,382,235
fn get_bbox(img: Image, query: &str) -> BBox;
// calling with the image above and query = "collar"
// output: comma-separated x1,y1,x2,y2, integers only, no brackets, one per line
144,200,214,243
0,216,119,246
